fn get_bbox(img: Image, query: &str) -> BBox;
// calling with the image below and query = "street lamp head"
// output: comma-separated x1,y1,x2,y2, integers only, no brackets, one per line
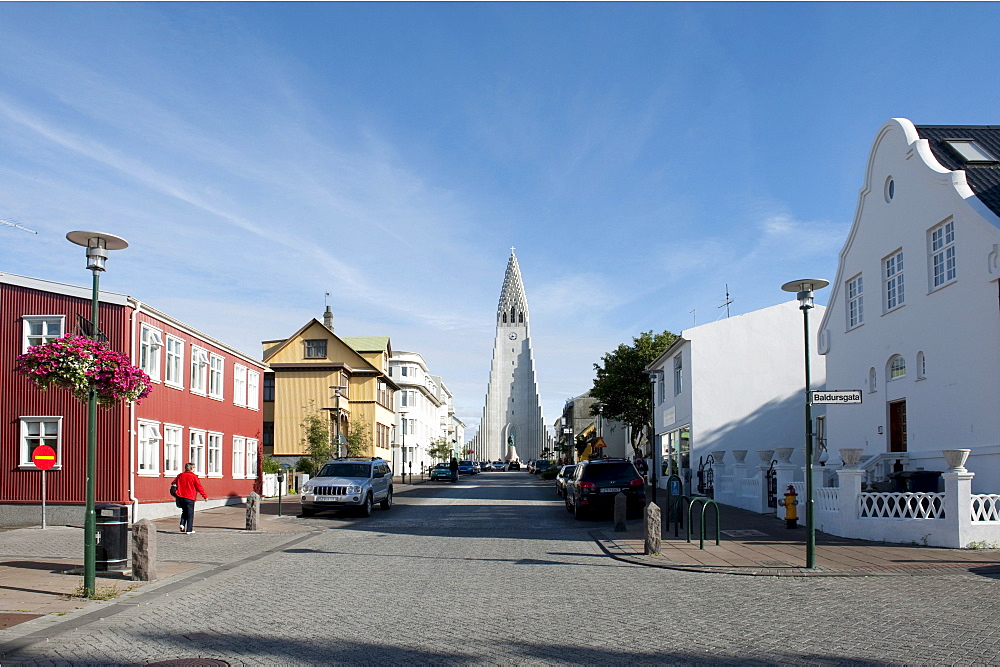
67,231,129,272
781,278,829,310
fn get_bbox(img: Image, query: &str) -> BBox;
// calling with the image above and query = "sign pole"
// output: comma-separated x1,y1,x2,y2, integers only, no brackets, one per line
32,444,57,529
41,469,47,530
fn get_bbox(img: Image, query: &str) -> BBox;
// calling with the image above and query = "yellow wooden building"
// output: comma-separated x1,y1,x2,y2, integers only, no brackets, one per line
262,311,397,464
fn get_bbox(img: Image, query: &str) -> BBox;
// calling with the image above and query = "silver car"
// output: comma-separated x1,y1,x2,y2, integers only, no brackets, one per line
300,458,393,517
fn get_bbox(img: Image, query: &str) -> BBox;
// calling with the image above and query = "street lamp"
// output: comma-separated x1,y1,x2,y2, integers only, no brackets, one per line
643,369,663,505
323,385,348,458
781,277,829,569
66,230,128,598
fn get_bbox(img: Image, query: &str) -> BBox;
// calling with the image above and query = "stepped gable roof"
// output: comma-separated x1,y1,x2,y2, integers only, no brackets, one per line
915,125,1000,218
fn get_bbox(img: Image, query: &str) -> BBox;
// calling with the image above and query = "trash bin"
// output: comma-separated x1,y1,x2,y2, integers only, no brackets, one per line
95,503,128,571
892,471,942,493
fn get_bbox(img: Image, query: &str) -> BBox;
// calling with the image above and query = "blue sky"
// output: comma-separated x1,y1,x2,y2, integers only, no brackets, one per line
3,3,1000,438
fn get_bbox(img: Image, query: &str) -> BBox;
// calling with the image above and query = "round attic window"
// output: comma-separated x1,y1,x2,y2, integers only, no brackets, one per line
884,176,895,202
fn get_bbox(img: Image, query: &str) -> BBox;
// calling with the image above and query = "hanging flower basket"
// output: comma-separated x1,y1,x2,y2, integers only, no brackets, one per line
15,334,152,407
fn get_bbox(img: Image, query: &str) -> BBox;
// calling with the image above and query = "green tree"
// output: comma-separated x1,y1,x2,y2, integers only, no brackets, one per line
262,456,281,474
299,402,333,475
344,419,372,458
428,437,454,462
591,330,677,457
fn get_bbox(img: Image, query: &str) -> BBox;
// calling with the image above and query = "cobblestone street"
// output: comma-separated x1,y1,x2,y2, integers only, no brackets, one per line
4,472,1000,665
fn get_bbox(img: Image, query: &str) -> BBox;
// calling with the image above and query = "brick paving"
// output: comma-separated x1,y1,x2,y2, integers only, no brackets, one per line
2,473,1000,665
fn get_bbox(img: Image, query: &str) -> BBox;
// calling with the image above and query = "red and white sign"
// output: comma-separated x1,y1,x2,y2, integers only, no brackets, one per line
32,445,57,471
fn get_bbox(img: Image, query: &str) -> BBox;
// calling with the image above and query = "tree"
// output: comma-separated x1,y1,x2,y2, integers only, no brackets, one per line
428,437,454,462
344,419,372,458
299,402,333,475
591,330,677,457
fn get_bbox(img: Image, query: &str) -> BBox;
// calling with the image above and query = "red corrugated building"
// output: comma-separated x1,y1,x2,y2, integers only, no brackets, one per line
1,272,266,526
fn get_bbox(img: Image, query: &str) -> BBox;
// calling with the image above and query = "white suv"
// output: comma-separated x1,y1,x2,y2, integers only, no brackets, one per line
300,458,393,517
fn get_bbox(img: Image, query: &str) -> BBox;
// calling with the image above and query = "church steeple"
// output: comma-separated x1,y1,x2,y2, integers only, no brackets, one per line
497,249,528,328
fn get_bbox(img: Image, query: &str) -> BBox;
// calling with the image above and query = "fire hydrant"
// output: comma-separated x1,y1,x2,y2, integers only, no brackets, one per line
782,485,799,529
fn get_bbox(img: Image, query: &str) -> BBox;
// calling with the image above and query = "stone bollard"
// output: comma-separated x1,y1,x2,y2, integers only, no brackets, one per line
614,492,627,532
644,502,662,555
246,492,261,531
130,519,157,581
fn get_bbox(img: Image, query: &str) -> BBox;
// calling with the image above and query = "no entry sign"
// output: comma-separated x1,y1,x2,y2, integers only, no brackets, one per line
32,445,56,471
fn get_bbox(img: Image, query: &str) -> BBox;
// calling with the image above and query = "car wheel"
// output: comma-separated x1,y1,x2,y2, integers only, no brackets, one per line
359,493,373,517
573,500,587,521
300,507,316,518
565,495,573,513
380,488,393,510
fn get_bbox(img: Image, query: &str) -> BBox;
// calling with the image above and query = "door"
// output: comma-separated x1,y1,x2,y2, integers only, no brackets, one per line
888,400,907,452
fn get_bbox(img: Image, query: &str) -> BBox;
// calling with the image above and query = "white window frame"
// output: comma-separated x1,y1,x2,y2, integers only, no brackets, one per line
22,315,65,352
207,431,223,478
846,274,864,330
883,250,905,312
140,324,163,382
245,438,259,478
657,373,665,405
232,436,246,478
191,346,209,396
208,353,225,401
18,416,62,469
137,420,162,475
929,219,956,290
163,424,183,475
164,335,185,389
233,364,248,407
189,429,206,475
868,367,878,393
247,370,260,410
888,355,906,381
917,351,927,380
673,354,683,396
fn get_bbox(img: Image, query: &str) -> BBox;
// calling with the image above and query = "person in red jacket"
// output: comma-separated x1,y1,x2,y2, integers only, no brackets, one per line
172,462,208,534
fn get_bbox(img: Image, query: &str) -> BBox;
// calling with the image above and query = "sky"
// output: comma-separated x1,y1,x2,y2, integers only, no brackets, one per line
3,2,1000,440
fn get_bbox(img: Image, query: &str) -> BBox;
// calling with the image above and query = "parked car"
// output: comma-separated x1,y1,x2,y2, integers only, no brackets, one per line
533,460,553,475
564,458,645,520
476,461,489,472
506,460,521,471
458,460,477,475
492,461,506,471
300,458,393,517
555,464,577,497
430,462,455,482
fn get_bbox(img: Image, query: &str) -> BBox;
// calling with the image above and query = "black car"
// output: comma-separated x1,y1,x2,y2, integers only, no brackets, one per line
555,464,577,497
564,458,645,520
506,460,521,471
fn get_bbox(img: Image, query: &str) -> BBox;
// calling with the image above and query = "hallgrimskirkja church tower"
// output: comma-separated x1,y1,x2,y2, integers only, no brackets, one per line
469,250,552,462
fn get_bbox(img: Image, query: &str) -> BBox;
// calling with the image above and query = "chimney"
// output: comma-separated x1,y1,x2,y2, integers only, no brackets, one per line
323,306,334,332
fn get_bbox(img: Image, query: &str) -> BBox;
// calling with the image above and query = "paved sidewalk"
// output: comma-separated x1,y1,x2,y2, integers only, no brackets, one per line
594,500,1000,576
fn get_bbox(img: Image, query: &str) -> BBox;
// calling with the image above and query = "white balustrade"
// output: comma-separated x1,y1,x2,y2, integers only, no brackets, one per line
814,486,839,512
971,494,1000,522
859,492,945,520
740,476,760,499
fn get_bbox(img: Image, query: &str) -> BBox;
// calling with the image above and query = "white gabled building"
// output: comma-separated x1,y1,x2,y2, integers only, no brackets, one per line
646,302,825,502
818,119,1000,493
389,351,463,474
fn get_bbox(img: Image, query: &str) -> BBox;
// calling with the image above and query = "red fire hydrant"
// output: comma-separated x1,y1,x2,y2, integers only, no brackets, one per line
782,485,799,529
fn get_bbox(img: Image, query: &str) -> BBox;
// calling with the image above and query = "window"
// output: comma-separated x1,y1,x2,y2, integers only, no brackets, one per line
191,347,209,395
232,436,246,478
889,355,906,380
400,366,409,377
247,370,260,410
189,430,206,475
917,351,926,379
19,417,62,468
869,367,878,393
23,316,64,351
929,220,956,289
233,364,247,407
206,432,223,477
245,439,259,478
139,324,163,381
263,423,274,451
209,354,224,400
164,335,184,388
944,139,998,164
163,425,183,475
137,421,161,474
304,340,327,358
657,372,665,405
673,355,683,395
884,250,905,311
884,176,895,202
263,374,275,402
847,274,864,329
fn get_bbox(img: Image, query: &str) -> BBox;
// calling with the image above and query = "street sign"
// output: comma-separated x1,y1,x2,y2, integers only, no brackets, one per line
810,390,862,405
32,445,57,471
592,437,607,449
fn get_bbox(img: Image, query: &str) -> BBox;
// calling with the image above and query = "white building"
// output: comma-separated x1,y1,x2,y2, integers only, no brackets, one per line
646,301,825,498
818,119,1000,493
389,351,462,474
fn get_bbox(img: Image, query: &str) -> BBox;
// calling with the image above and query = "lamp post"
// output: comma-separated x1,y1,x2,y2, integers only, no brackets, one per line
66,230,128,598
781,278,829,569
399,411,408,483
643,369,663,505
324,385,347,458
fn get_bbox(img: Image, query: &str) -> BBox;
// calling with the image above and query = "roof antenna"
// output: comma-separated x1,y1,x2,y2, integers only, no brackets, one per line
0,218,38,234
690,309,696,326
718,284,733,319
324,291,330,307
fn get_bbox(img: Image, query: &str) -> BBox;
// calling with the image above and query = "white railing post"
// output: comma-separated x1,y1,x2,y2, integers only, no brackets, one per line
943,470,975,548
835,468,864,538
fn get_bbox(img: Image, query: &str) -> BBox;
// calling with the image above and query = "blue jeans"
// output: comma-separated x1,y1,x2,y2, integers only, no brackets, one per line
178,497,196,532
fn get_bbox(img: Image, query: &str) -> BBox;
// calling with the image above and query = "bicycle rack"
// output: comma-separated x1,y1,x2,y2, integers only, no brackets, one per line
686,497,721,549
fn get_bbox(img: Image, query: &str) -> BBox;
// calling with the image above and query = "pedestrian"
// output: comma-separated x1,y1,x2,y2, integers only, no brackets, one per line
172,462,208,533
449,456,459,482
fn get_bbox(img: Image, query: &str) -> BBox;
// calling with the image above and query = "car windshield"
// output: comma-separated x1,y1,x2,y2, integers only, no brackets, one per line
317,463,371,478
582,463,639,482
434,463,449,469
459,460,473,465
